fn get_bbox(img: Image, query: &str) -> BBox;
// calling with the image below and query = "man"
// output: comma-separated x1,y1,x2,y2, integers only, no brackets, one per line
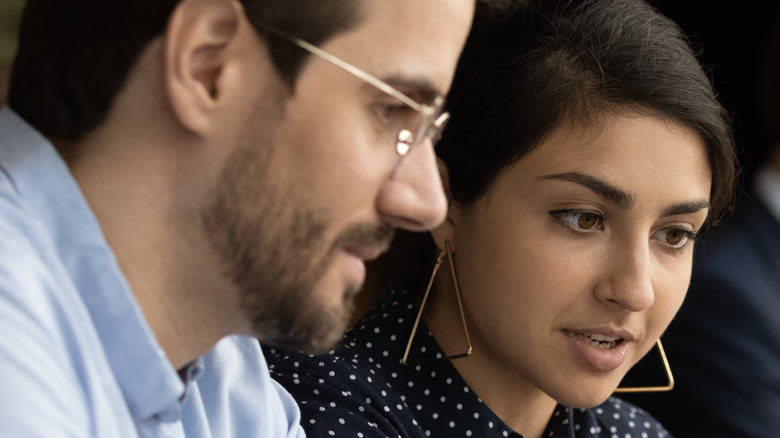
0,0,490,436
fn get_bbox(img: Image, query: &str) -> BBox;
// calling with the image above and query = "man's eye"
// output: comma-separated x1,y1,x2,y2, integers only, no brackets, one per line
373,103,409,124
373,103,403,123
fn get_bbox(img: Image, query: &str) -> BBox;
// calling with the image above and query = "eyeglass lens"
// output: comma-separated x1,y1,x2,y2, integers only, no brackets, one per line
395,98,449,157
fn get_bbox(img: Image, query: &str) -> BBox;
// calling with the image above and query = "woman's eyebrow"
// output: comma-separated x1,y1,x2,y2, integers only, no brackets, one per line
540,172,711,217
539,172,635,209
661,200,711,217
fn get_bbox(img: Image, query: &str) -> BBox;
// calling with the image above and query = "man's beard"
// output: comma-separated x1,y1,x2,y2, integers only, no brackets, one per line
202,142,393,354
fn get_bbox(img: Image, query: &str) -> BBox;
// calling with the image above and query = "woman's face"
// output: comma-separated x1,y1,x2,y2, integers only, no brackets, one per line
440,112,711,408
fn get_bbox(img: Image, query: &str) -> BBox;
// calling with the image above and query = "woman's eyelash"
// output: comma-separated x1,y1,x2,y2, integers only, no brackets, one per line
548,209,604,236
655,227,698,254
549,210,699,254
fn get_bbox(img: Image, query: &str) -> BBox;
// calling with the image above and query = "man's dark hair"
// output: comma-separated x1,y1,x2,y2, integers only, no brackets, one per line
7,0,360,142
438,0,737,226
7,0,519,145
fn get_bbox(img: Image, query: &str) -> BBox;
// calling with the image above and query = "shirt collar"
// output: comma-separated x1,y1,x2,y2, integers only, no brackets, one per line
361,289,567,437
364,289,645,437
0,107,186,422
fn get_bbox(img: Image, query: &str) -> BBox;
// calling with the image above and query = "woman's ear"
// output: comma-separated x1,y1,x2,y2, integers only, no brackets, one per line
430,157,460,252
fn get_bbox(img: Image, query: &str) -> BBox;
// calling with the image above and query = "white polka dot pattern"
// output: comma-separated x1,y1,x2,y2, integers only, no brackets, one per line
264,288,671,437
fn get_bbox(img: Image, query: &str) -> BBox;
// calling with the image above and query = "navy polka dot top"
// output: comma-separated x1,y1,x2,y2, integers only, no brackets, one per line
264,288,671,437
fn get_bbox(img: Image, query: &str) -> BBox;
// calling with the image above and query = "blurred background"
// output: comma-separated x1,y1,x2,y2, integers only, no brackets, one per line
654,0,780,180
0,0,24,106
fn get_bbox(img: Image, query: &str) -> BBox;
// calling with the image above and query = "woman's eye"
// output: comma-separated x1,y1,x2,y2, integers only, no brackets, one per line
550,210,604,233
575,213,601,230
654,227,696,251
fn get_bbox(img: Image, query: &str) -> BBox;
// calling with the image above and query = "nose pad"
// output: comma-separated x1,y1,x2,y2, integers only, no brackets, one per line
376,140,447,232
394,130,414,162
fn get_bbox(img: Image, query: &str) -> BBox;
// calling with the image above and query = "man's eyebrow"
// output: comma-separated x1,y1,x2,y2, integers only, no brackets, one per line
380,76,442,103
539,172,636,210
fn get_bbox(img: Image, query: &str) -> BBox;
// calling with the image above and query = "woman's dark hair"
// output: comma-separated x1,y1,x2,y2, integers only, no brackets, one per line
438,0,737,226
7,0,360,143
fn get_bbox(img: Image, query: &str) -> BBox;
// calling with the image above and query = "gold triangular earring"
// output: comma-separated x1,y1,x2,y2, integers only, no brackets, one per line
614,339,675,393
402,241,472,366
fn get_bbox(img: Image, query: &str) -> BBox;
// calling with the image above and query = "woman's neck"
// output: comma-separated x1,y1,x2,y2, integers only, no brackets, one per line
424,280,558,438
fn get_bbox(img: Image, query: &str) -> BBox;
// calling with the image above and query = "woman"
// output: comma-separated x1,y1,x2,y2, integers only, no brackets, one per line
264,0,737,436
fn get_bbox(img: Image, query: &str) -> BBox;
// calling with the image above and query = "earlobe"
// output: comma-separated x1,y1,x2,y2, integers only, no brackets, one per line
165,0,242,133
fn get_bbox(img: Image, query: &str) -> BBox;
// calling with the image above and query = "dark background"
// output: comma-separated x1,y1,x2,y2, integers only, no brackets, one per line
0,0,24,106
653,0,780,180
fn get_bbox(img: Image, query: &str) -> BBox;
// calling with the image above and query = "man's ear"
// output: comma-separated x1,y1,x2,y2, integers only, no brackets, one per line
430,157,460,252
165,0,243,134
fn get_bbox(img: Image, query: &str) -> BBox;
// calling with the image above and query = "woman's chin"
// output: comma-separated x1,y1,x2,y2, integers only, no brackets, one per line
548,381,624,409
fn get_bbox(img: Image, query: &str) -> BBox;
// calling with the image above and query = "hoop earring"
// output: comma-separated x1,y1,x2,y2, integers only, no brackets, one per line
401,241,472,366
613,339,675,393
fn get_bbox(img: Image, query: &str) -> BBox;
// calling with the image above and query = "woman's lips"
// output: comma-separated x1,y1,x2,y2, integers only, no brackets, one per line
565,329,634,372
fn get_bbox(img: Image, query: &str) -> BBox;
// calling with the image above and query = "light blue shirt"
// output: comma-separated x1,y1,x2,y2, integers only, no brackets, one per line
0,108,305,437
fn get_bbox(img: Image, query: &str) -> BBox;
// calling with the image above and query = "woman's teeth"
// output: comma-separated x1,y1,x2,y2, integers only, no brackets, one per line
576,333,619,349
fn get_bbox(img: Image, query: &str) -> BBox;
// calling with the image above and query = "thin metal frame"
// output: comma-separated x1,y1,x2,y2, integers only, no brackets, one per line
613,339,675,393
402,241,472,366
254,22,449,159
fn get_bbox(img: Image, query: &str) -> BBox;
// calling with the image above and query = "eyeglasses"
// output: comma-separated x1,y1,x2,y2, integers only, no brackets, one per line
254,23,450,163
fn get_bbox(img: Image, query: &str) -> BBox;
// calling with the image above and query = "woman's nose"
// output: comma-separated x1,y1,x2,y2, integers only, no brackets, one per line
594,241,655,312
